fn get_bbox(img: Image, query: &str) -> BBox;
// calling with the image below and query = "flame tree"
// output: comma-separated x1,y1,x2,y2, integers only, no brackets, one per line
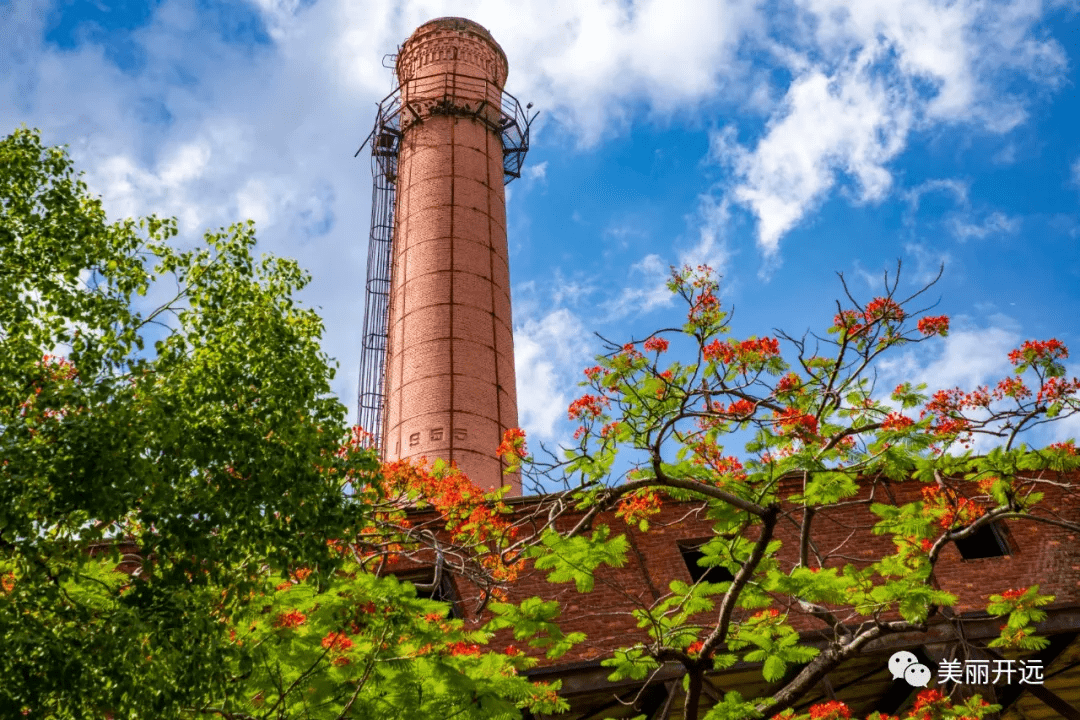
511,262,1080,719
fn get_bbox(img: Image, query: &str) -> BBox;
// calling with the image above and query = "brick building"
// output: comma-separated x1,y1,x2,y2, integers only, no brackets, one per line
357,17,1080,720
386,474,1080,719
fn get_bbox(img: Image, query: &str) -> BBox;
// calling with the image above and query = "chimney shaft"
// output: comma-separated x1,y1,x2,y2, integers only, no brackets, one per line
382,18,520,494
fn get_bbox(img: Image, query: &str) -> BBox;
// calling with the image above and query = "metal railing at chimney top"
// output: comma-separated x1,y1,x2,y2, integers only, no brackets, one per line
353,72,537,453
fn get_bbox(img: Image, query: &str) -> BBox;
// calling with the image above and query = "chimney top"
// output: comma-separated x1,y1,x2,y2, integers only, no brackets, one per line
407,16,508,66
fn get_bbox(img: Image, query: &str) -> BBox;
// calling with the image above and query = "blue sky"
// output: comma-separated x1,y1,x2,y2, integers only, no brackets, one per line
3,0,1080,457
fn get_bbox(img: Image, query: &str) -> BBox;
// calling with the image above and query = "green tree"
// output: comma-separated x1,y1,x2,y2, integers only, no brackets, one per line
516,264,1080,719
0,128,564,719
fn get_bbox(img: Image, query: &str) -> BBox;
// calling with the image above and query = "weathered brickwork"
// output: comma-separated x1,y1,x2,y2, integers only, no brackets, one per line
415,473,1080,667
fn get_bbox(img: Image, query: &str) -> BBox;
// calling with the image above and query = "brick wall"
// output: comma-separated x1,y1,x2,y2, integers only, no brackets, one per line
435,472,1080,666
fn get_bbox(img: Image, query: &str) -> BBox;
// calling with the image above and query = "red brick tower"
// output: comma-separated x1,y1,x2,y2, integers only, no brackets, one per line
381,18,521,495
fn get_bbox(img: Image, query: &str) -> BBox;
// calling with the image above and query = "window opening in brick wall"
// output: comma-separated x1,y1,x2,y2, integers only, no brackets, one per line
396,567,463,619
954,522,1011,560
678,541,735,584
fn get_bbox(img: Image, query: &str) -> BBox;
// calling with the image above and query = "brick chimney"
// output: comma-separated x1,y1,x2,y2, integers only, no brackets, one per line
382,18,520,495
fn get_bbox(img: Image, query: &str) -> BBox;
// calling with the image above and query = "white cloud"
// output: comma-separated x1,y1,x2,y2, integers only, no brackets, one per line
992,143,1017,165
950,211,1020,241
603,196,732,320
549,275,596,308
875,322,1021,405
899,179,1017,245
905,324,1019,391
487,0,761,146
711,0,1066,255
849,260,881,290
682,195,732,275
522,160,548,183
158,139,212,188
513,308,595,441
1071,155,1080,188
902,242,950,287
904,178,969,217
716,55,913,255
602,253,674,320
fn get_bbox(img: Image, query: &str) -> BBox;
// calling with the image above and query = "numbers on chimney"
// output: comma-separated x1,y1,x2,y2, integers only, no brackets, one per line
406,427,468,449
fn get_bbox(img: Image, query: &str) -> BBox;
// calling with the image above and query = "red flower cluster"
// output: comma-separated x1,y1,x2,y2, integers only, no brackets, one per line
273,610,307,629
600,421,622,438
1048,440,1077,455
921,387,996,438
807,700,851,719
703,340,735,364
993,376,1030,400
833,310,865,334
615,488,663,525
583,365,607,381
689,440,747,482
447,642,482,656
686,640,704,656
742,337,780,357
724,399,755,417
379,460,518,581
773,407,818,437
962,387,991,408
1036,376,1080,405
688,288,721,325
321,631,354,653
933,417,971,437
881,412,914,431
568,394,609,421
496,427,528,460
703,337,780,365
643,336,669,353
917,315,950,336
37,354,79,381
1000,587,1028,601
833,298,915,339
776,373,801,394
925,386,991,413
921,486,985,529
1009,338,1068,366
864,297,905,323
335,425,374,458
912,688,945,711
